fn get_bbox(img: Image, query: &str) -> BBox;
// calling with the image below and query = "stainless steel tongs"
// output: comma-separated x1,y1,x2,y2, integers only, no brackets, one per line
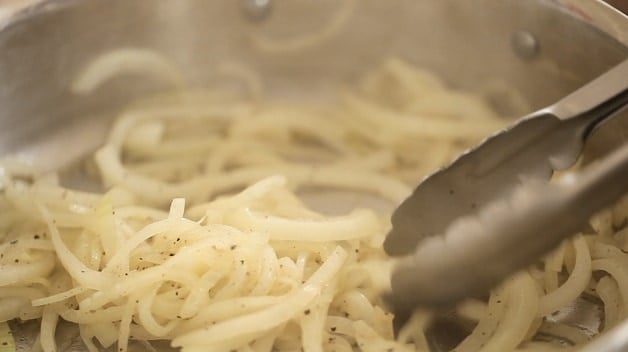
384,59,628,313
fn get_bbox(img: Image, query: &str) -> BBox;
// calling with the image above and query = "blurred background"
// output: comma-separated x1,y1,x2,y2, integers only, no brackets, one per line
605,0,628,13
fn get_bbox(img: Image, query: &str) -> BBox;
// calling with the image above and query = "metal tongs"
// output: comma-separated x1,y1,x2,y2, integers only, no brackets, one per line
384,59,628,313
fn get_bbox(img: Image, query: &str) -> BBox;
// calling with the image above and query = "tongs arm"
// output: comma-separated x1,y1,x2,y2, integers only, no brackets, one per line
387,142,628,311
384,59,628,257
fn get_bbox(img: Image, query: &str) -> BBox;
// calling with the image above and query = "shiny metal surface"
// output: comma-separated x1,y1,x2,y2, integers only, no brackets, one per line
0,0,626,351
385,59,628,257
387,60,628,309
511,30,540,61
239,0,273,22
0,0,627,171
390,140,628,311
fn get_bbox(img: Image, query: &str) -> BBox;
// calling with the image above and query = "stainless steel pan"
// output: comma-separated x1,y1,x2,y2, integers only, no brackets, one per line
0,1,626,351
